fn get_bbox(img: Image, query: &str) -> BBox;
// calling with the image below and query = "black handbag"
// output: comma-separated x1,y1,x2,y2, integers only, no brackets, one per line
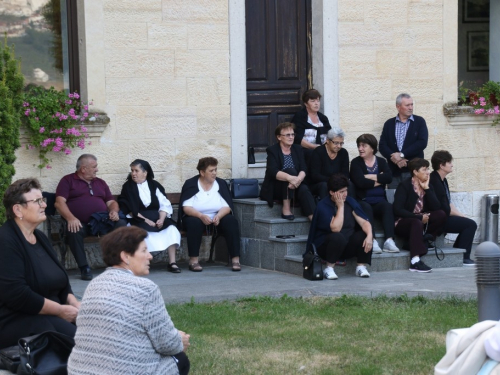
0,345,20,373
302,243,324,281
230,179,259,199
17,331,75,375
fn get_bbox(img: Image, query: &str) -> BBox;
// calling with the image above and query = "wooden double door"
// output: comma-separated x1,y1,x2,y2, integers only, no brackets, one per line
246,0,312,151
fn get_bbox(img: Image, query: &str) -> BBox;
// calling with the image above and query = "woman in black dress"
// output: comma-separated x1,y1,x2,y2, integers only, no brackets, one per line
0,178,79,349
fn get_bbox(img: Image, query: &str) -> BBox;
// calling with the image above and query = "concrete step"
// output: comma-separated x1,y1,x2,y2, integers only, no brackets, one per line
283,246,466,277
269,234,308,257
254,217,310,239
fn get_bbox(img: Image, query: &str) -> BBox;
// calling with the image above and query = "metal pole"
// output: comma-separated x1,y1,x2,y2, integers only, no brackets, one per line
476,241,500,322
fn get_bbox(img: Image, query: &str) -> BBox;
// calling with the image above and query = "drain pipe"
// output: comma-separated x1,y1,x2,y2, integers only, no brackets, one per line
476,241,500,322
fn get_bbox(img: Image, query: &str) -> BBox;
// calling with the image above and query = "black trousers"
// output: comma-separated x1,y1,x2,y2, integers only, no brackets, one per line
394,210,446,258
274,168,316,217
359,200,395,239
444,216,477,260
173,352,190,375
0,314,76,349
310,182,328,200
66,219,127,267
183,215,240,258
316,231,372,265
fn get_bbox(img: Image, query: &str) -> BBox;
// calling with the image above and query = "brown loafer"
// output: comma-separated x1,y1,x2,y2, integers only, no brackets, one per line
232,262,241,272
189,262,203,272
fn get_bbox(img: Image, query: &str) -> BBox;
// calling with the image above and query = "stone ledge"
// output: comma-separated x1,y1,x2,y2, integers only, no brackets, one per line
443,103,499,127
19,114,110,144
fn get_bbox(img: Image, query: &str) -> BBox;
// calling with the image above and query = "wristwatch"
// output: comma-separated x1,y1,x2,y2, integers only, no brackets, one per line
400,152,405,158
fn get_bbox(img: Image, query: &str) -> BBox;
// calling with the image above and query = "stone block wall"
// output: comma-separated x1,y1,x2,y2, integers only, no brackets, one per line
12,0,232,196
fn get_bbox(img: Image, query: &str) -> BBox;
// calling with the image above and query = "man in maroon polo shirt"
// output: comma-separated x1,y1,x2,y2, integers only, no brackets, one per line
55,154,126,280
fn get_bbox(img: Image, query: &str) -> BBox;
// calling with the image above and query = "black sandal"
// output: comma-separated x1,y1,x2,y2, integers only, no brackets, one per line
167,262,181,273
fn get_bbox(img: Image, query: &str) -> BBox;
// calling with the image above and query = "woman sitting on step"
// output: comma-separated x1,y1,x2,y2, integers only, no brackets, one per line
260,122,316,221
350,133,399,254
306,174,373,280
393,158,446,273
429,150,477,267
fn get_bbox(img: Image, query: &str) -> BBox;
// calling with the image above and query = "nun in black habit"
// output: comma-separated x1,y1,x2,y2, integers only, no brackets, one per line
118,159,182,273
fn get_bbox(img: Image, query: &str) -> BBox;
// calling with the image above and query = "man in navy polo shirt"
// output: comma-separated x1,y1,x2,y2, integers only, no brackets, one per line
55,154,126,280
379,93,429,189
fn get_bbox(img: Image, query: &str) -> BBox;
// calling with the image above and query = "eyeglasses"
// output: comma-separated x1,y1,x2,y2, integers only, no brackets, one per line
280,133,295,137
88,183,94,196
18,197,47,207
329,140,344,146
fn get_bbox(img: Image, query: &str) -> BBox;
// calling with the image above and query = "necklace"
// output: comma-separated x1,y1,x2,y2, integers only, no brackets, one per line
365,157,378,173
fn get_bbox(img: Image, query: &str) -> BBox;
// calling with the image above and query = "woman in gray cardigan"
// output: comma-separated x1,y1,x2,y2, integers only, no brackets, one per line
68,226,190,375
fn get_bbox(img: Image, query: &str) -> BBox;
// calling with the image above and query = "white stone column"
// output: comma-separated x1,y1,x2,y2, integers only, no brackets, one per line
311,0,339,126
491,0,500,82
229,0,248,178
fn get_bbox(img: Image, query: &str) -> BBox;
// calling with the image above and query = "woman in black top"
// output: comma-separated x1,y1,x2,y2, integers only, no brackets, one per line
350,134,398,254
429,150,477,266
393,159,446,273
0,178,79,349
309,127,349,199
260,123,316,221
291,89,332,162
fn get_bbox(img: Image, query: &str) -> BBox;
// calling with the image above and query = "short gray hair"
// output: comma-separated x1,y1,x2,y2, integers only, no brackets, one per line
396,93,412,105
76,154,97,170
327,127,345,139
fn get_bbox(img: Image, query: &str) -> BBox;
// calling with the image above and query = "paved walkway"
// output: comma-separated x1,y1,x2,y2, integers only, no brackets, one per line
68,261,477,304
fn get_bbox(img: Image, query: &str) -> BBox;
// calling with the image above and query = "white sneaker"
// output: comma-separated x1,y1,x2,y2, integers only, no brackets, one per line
356,266,370,278
323,266,338,280
383,238,400,253
372,239,382,254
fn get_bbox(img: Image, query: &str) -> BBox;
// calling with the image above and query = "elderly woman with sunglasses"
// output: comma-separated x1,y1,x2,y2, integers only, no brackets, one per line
0,179,79,350
308,127,349,199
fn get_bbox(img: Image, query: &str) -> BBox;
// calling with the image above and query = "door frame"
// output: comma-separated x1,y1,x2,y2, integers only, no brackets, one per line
229,0,340,178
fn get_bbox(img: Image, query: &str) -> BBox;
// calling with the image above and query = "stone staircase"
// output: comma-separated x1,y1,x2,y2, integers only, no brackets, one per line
231,198,465,277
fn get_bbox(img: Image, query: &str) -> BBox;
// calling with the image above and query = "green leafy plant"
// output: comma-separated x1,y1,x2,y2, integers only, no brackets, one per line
22,85,93,168
0,39,24,224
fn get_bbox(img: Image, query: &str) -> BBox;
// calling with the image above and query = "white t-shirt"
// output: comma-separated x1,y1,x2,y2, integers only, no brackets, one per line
182,180,229,219
126,180,173,218
303,116,325,145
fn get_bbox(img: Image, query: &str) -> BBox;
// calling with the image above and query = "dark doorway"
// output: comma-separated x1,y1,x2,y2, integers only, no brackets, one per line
246,0,312,153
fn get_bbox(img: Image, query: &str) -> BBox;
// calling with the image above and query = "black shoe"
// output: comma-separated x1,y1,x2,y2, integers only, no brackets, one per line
81,266,93,280
281,213,295,221
463,258,475,266
409,260,432,273
167,262,182,273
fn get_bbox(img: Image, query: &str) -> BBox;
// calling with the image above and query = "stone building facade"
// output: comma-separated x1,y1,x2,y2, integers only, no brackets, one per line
11,0,499,241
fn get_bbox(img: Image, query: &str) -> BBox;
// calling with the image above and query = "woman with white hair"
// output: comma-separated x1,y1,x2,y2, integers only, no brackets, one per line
308,127,349,199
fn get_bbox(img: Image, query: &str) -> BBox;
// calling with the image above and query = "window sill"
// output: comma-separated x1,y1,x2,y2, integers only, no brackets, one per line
443,103,499,127
19,114,110,144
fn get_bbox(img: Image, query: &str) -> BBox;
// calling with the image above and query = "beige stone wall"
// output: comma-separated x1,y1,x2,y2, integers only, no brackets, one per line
13,0,231,195
337,0,497,193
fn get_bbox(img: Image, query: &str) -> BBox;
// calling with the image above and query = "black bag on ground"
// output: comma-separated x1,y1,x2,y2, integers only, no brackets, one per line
17,331,75,375
230,179,259,199
0,345,20,373
302,243,324,281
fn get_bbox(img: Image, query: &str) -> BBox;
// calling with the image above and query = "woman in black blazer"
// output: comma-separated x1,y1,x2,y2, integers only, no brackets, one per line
260,122,315,221
393,158,446,273
429,150,477,266
350,134,398,254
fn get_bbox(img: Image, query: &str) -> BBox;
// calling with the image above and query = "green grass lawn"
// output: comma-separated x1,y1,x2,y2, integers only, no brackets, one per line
167,295,477,375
